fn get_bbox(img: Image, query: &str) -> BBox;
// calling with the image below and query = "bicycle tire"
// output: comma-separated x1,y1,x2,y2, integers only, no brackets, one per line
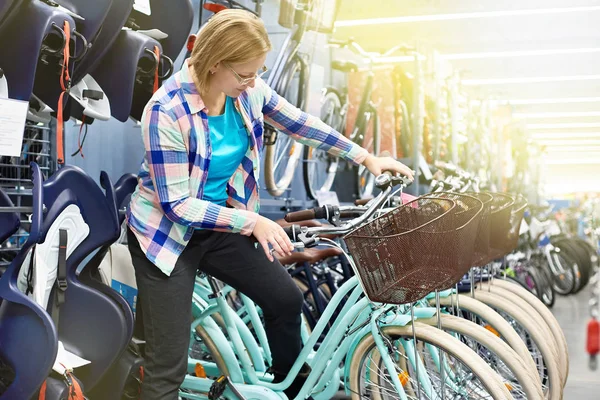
356,105,381,199
471,290,563,399
348,323,513,399
303,89,341,199
264,56,305,197
431,294,540,385
485,279,568,380
546,248,577,295
420,314,544,399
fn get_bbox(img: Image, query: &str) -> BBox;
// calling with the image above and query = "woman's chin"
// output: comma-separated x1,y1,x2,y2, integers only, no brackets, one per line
227,88,246,98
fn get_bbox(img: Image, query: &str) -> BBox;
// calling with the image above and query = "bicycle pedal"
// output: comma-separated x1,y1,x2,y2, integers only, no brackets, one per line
208,375,227,400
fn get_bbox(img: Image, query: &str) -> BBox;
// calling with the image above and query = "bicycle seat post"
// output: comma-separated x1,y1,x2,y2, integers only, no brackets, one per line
206,274,222,300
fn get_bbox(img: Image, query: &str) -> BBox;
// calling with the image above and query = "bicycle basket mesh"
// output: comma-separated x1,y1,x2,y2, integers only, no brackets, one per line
430,192,485,275
343,195,482,304
468,192,493,266
487,193,514,260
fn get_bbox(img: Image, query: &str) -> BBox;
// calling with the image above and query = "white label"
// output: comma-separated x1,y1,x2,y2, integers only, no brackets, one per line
133,0,152,16
0,98,27,157
316,190,340,207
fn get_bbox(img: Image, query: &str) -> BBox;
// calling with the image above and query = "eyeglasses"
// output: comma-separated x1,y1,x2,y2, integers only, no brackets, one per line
224,63,268,85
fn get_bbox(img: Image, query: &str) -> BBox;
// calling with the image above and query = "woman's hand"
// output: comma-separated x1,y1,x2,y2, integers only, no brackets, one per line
362,154,415,181
253,215,295,262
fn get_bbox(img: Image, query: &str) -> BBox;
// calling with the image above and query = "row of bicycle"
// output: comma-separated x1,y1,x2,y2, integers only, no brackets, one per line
0,158,575,399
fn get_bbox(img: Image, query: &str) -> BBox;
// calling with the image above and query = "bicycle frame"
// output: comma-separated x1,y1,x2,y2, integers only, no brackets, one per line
183,269,454,400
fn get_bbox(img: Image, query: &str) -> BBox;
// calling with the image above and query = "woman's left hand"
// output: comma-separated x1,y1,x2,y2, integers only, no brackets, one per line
362,154,415,181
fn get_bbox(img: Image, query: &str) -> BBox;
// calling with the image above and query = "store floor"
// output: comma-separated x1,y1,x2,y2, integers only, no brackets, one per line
554,284,600,399
333,285,599,399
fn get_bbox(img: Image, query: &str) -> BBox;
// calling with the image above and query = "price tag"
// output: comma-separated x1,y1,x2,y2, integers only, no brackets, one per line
133,0,152,16
316,190,340,207
0,98,27,157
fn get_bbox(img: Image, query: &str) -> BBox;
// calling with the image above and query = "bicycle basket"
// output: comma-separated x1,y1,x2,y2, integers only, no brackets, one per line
278,0,340,34
504,194,528,254
343,195,482,304
468,192,493,266
430,192,485,275
487,192,514,260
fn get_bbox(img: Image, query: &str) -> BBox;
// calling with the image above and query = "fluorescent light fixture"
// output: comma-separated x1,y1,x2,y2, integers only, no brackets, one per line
372,55,427,64
527,123,600,129
539,140,600,146
514,111,600,118
542,158,600,165
334,5,600,27
532,132,600,139
463,75,600,86
499,97,600,105
443,47,600,60
370,48,600,64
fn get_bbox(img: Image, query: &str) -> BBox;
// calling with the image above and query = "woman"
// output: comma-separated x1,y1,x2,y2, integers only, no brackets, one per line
126,9,414,399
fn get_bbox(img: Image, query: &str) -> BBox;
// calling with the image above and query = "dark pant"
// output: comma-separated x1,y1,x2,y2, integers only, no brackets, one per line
127,228,304,400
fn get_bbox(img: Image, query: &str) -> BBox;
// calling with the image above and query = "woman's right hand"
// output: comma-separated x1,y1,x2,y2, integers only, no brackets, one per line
253,215,295,262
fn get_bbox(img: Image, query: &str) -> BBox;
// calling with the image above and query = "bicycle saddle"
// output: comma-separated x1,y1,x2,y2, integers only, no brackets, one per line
331,60,359,73
276,247,343,266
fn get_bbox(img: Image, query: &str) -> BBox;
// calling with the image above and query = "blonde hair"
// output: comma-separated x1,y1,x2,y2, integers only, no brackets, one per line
190,9,272,94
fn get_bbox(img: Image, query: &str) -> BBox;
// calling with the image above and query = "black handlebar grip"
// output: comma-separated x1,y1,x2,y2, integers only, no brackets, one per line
284,209,316,222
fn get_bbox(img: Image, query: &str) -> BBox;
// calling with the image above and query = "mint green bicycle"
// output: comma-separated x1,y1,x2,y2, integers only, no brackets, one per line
178,174,524,400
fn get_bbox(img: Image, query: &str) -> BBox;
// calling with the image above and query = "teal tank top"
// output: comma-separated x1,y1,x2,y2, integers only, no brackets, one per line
203,96,249,206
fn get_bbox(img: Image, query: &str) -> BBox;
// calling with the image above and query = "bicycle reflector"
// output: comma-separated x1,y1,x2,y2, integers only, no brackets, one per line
187,35,197,53
203,3,228,13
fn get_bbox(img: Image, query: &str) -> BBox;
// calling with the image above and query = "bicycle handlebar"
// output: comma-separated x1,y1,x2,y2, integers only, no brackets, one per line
283,173,412,244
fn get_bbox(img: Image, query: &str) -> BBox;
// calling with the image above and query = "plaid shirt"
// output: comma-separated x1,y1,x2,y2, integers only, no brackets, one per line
127,60,369,276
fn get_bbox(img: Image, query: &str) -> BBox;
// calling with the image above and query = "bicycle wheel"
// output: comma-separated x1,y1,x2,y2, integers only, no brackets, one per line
303,89,342,200
431,294,542,392
482,280,568,381
555,237,591,293
356,105,381,199
471,290,563,399
348,323,513,399
264,56,305,197
546,247,577,295
419,314,543,399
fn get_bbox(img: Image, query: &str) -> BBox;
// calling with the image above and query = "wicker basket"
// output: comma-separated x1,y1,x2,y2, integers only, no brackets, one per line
344,194,482,304
278,0,340,34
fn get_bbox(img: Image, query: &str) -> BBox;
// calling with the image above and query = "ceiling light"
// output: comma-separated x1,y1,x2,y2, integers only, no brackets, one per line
527,123,600,129
497,97,600,105
532,132,600,139
463,75,600,86
542,158,600,165
334,5,600,27
443,48,600,60
515,111,600,118
538,140,600,146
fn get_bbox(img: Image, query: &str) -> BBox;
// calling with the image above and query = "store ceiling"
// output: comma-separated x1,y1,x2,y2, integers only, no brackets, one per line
332,0,600,177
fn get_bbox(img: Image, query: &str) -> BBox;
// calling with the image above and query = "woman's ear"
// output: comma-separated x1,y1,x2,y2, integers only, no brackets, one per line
209,62,220,75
